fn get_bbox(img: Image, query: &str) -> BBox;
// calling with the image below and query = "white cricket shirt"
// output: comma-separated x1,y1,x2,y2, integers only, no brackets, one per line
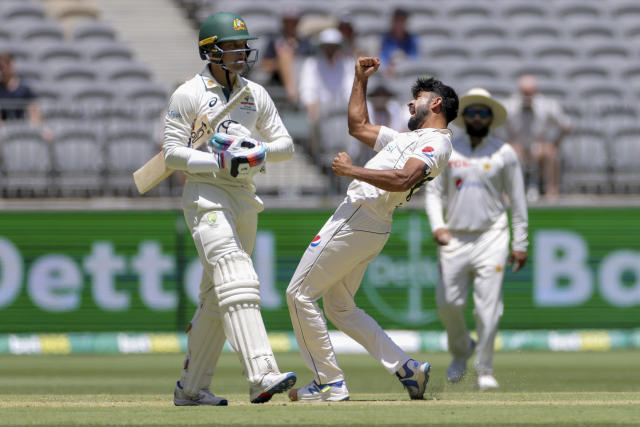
345,125,453,222
163,66,293,194
425,134,528,251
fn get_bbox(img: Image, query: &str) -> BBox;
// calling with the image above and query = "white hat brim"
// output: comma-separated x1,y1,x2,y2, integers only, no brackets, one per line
452,94,507,130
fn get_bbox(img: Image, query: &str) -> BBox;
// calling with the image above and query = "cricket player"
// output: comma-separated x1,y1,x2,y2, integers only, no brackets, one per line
163,12,296,405
286,57,458,402
425,88,528,391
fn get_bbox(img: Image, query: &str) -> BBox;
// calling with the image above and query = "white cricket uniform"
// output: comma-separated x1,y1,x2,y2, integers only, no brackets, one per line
425,134,527,375
287,125,452,384
163,66,294,393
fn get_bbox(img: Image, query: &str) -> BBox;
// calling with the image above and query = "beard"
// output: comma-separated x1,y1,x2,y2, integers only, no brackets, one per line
465,124,490,138
407,109,429,131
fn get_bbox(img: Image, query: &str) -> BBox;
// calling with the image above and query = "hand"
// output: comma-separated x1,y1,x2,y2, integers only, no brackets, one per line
433,228,450,246
225,123,252,137
217,138,266,178
332,152,352,177
509,250,527,273
355,57,380,79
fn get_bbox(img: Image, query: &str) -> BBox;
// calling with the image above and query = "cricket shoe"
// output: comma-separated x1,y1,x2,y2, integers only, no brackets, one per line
250,372,297,404
289,379,350,402
396,359,431,400
447,338,476,383
477,374,499,391
173,381,228,406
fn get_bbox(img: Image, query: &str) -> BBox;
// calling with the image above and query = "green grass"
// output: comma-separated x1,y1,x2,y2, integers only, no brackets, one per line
1,351,639,426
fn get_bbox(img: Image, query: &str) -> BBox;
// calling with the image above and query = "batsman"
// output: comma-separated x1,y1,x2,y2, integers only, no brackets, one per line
163,12,296,405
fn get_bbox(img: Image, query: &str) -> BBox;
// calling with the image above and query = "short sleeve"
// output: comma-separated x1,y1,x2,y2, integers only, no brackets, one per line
373,125,400,152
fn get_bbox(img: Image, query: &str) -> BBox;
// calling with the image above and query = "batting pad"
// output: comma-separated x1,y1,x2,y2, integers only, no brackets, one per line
212,251,261,307
179,305,226,396
223,302,279,383
212,251,278,383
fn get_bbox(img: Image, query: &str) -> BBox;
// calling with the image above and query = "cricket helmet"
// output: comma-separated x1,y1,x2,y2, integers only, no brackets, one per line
198,12,259,71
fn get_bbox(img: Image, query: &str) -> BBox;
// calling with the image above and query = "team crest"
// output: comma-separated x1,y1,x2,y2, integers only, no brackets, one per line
233,18,247,31
206,212,218,225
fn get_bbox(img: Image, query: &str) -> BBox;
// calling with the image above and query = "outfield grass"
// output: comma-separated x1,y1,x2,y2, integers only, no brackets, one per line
1,351,639,425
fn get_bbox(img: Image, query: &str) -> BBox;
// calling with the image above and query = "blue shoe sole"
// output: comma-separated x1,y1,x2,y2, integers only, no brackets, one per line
251,373,297,404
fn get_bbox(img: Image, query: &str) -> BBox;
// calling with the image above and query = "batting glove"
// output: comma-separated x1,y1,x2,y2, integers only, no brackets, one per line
217,138,267,178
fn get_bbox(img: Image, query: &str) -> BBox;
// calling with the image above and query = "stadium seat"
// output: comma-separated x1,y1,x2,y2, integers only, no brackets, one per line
77,40,134,63
0,40,34,62
610,127,640,192
445,3,492,20
499,2,547,21
555,2,603,22
0,123,52,197
531,41,580,66
100,62,152,83
73,21,117,42
12,20,65,42
568,22,617,42
564,63,609,83
454,64,500,82
13,60,44,82
0,1,47,23
394,59,442,81
611,1,640,24
479,43,526,61
49,62,98,82
338,2,385,19
104,125,158,196
50,125,104,196
509,62,555,80
120,82,168,118
35,43,84,65
515,23,563,42
414,22,456,42
425,44,473,61
461,23,508,42
560,127,610,193
585,43,632,60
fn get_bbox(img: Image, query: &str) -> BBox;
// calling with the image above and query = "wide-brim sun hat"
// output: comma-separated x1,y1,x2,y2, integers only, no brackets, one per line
452,87,507,130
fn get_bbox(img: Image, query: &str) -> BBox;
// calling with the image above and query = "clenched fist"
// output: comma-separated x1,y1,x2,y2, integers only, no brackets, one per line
356,57,380,79
332,152,352,177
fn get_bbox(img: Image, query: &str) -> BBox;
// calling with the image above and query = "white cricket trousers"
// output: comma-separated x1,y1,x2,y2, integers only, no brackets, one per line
286,202,411,385
436,226,509,375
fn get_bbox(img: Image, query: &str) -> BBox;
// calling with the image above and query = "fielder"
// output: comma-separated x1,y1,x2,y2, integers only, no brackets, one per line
286,57,458,402
163,12,296,405
425,88,528,391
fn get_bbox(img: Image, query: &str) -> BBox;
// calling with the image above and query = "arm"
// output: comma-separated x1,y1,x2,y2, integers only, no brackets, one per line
256,86,294,162
503,146,529,272
332,153,429,192
163,89,221,173
425,172,449,245
348,57,382,148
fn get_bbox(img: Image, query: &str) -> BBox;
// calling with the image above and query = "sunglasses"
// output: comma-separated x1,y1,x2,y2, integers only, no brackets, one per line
463,108,492,118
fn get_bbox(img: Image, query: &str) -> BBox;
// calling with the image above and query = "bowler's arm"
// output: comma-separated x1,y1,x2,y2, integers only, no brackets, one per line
348,57,382,148
333,153,429,192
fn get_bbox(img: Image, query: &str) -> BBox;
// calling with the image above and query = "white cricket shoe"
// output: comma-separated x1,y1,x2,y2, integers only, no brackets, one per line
249,372,297,404
289,379,350,402
447,339,476,383
396,359,431,400
173,381,228,406
477,374,499,391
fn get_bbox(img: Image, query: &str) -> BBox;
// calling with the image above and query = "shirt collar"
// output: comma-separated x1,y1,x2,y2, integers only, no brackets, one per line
199,65,244,90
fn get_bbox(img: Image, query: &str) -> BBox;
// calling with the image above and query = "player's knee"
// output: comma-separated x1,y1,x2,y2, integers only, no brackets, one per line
212,251,260,307
324,302,359,326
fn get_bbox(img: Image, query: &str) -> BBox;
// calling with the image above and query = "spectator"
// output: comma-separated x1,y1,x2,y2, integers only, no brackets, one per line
503,74,571,200
367,77,409,132
299,28,357,186
260,9,313,104
0,53,41,126
337,14,364,58
379,8,418,67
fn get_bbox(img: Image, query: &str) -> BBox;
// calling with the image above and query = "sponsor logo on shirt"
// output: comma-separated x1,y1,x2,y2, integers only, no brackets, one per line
167,109,181,119
449,160,470,168
209,97,218,108
422,146,434,158
310,235,321,247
